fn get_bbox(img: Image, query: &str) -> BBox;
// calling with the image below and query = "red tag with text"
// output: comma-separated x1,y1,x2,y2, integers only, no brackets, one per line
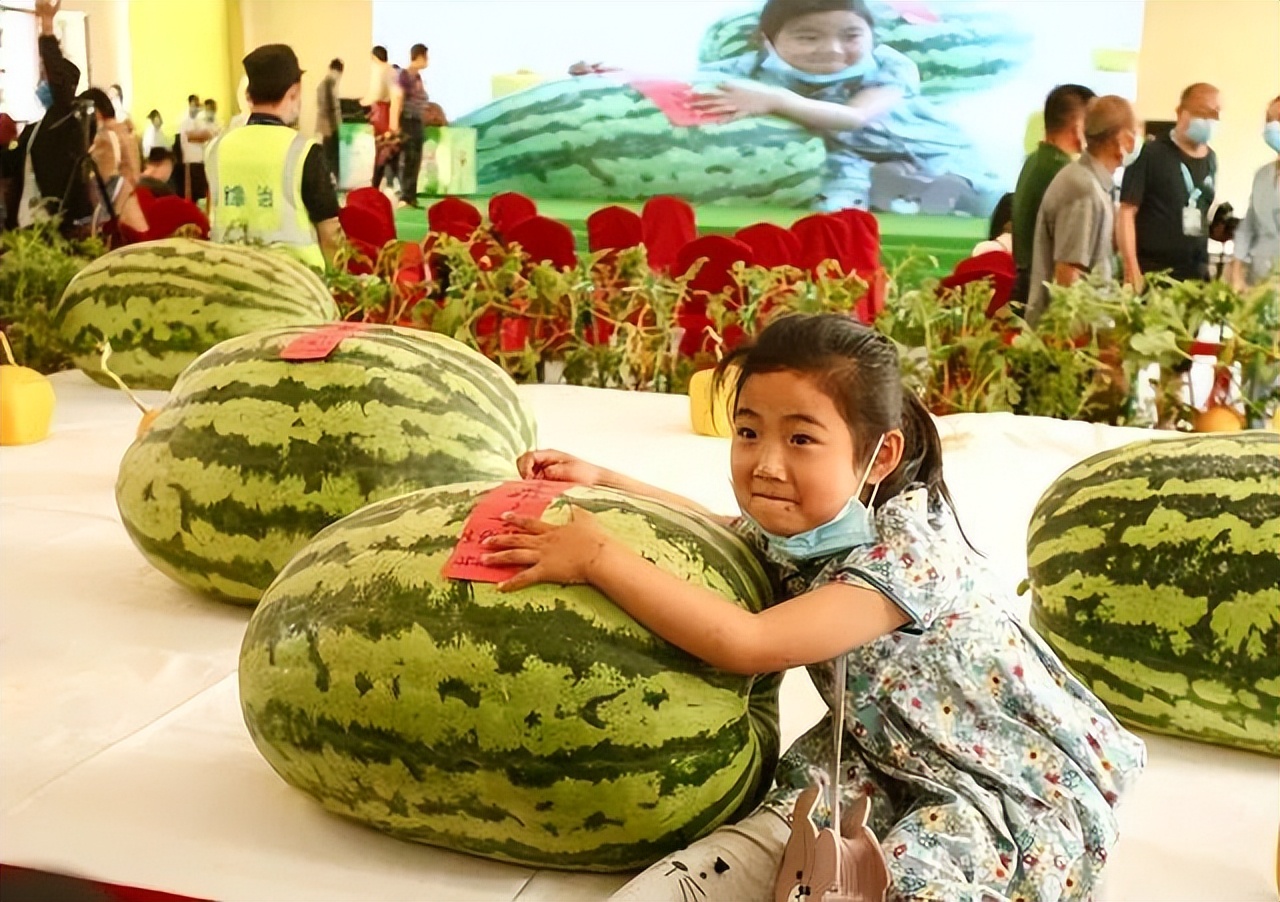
443,480,574,583
279,322,371,361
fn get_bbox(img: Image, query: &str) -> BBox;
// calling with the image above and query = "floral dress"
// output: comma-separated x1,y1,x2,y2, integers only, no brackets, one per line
611,487,1145,902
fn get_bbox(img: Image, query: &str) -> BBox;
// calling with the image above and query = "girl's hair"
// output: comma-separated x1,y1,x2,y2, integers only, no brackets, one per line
759,0,876,41
717,314,958,521
988,192,1014,241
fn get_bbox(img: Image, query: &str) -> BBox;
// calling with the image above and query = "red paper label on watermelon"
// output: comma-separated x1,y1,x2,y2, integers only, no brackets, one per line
627,79,731,127
279,322,371,361
443,480,573,583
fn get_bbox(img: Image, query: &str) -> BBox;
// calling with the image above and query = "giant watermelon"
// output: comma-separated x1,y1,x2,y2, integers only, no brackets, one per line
454,75,825,206
55,238,339,390
239,481,780,871
1026,432,1280,756
116,324,536,604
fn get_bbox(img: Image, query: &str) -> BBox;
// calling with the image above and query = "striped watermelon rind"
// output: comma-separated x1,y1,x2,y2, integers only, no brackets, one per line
454,76,825,207
115,325,537,604
1026,431,1280,756
55,238,340,391
239,481,780,871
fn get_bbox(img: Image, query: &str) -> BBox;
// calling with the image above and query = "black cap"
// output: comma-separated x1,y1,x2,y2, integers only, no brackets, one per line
243,44,304,103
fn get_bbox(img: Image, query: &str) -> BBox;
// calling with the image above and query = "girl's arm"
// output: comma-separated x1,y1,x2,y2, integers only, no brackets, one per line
486,511,908,675
694,83,904,133
517,450,733,526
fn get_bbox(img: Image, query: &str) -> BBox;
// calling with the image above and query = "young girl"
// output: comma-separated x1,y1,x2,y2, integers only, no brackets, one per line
695,0,1001,216
484,314,1145,902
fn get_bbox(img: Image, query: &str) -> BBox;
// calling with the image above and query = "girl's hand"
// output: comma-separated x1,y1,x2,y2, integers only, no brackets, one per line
482,509,612,592
692,82,791,120
516,449,605,485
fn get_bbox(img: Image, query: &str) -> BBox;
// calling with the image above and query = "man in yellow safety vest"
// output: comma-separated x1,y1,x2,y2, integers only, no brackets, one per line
206,44,343,269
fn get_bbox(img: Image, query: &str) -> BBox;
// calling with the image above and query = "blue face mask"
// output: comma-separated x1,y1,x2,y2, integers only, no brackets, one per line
757,46,874,86
1184,117,1217,145
1264,121,1280,154
745,434,885,561
36,80,54,110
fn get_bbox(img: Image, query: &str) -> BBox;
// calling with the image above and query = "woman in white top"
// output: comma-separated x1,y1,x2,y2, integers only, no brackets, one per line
141,109,167,157
1228,95,1280,287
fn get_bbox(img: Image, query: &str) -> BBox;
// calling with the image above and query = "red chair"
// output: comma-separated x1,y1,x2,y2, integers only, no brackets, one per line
428,197,482,238
675,235,755,296
586,205,644,258
505,215,577,270
939,254,1016,318
142,196,209,240
673,235,755,357
488,192,537,237
790,213,855,276
641,195,696,272
831,208,881,275
339,203,396,249
346,186,395,234
734,222,801,269
338,205,394,274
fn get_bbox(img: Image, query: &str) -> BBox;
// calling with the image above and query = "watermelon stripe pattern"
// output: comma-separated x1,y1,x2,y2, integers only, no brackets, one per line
55,238,339,390
454,76,825,207
1027,432,1280,756
116,325,536,604
239,483,780,871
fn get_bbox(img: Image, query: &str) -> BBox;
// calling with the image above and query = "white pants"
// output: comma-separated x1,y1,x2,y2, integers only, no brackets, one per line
608,808,791,902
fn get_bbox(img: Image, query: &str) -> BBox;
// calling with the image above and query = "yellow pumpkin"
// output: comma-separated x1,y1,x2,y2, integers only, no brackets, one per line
689,367,737,438
0,333,56,446
1193,404,1244,433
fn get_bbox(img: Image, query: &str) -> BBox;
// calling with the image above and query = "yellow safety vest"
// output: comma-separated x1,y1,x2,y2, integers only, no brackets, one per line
206,124,325,270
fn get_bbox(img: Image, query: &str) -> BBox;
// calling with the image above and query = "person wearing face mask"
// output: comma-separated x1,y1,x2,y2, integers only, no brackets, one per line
1118,83,1221,287
4,0,92,234
205,44,342,269
178,94,215,202
1226,95,1280,289
1026,96,1140,327
693,0,1000,216
1010,84,1097,309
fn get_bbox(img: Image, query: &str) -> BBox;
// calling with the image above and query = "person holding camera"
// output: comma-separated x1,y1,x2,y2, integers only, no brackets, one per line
1227,95,1280,288
3,0,92,233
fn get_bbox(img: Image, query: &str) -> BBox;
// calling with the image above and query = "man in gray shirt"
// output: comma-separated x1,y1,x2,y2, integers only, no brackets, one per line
1026,96,1139,326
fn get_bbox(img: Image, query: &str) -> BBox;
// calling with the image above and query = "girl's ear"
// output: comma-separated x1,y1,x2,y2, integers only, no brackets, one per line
870,429,905,486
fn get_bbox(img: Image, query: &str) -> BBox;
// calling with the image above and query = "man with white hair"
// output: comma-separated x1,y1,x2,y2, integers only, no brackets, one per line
1026,95,1140,326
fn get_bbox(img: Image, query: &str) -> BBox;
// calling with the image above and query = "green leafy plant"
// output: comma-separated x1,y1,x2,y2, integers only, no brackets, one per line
0,220,106,374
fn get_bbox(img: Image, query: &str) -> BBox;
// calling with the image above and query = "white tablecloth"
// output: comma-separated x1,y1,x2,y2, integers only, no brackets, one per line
1,372,1275,901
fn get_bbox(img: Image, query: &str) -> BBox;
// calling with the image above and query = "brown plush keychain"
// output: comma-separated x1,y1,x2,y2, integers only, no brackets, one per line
774,658,891,902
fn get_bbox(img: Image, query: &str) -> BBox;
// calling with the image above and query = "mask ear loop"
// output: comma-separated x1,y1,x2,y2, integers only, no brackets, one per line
855,433,886,507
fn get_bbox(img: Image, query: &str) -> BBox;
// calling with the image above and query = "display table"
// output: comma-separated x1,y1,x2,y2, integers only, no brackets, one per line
1,372,1274,902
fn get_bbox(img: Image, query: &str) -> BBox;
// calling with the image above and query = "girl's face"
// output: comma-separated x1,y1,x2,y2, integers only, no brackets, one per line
731,370,865,536
770,10,872,74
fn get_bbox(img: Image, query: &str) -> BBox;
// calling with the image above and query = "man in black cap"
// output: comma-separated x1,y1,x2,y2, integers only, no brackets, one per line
205,43,342,268
4,0,93,233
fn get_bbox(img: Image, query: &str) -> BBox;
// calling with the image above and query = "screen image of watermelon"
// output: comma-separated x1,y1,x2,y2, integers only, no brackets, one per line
452,74,826,207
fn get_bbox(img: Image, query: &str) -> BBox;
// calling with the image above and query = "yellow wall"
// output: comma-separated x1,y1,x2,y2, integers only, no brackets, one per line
239,0,372,138
1137,0,1280,208
127,0,234,127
